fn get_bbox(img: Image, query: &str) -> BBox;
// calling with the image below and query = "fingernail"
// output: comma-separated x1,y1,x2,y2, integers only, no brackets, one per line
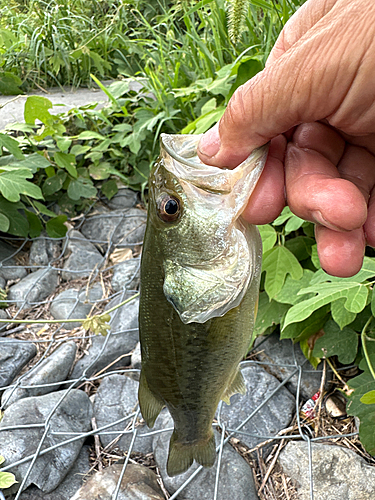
198,123,221,158
312,210,347,232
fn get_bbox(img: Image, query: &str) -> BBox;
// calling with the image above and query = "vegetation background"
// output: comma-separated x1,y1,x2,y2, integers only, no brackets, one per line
0,0,375,462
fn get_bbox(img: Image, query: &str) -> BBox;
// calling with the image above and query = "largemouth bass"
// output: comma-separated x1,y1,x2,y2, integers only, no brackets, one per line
138,134,268,477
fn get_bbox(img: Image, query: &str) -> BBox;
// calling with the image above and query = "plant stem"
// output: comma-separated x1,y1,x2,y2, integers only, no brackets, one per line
361,315,375,381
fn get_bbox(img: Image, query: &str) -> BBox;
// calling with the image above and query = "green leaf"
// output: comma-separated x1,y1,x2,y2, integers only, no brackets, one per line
25,210,43,238
101,179,118,200
33,200,57,218
70,145,91,156
262,245,303,300
76,130,106,140
310,244,321,270
56,137,72,152
0,168,43,202
274,269,314,305
285,215,305,233
0,71,23,95
311,257,375,285
0,470,17,489
18,152,51,172
67,178,97,200
257,224,277,254
280,305,330,341
46,215,68,238
42,171,67,196
0,212,10,233
312,320,358,364
54,152,77,178
0,197,28,237
300,338,322,369
254,291,290,337
0,133,24,160
285,236,315,261
283,282,369,329
360,390,375,405
331,298,357,329
89,163,111,180
24,96,53,125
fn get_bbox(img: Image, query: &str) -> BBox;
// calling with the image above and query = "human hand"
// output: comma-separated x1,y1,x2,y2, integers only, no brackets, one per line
197,0,375,277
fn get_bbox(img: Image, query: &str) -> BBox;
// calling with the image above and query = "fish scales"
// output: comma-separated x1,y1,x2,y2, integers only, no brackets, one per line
139,134,268,477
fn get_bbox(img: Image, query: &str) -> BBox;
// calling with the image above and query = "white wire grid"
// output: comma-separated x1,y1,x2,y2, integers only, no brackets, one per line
0,199,362,500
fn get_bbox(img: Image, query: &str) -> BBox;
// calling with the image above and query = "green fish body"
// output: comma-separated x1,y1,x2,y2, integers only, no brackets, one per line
138,134,268,476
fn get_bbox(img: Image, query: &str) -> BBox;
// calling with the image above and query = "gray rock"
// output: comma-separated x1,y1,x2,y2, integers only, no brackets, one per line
0,276,6,289
0,338,36,388
279,441,375,500
0,308,10,336
2,341,77,408
29,236,61,267
131,342,142,371
62,230,103,281
93,374,152,454
254,332,331,400
111,259,140,292
50,284,104,330
80,208,146,249
0,389,92,494
153,410,258,500
13,445,91,500
70,294,139,380
0,240,27,281
71,463,164,500
7,268,59,308
105,188,138,210
219,364,295,452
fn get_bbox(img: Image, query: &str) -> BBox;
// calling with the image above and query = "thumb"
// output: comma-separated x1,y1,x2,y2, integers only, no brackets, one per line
197,0,370,168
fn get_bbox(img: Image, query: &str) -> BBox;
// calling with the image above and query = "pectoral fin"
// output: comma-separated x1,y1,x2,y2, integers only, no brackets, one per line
138,371,164,428
222,369,246,405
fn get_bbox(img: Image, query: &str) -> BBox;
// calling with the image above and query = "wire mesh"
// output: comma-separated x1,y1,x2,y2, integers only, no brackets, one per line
0,193,370,500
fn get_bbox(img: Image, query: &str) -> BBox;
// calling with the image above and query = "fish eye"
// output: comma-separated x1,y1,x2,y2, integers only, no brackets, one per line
157,194,181,222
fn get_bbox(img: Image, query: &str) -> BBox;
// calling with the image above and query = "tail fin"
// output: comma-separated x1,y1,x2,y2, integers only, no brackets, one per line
167,429,216,477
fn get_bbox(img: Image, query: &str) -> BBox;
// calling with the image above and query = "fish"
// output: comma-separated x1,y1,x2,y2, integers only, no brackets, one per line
138,133,268,477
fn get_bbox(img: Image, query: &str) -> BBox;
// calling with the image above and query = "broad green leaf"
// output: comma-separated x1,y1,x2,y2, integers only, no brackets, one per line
0,197,28,237
272,207,295,226
25,210,43,238
0,212,10,233
89,163,111,180
70,145,91,156
347,371,375,455
56,137,72,152
283,282,369,329
54,152,77,178
300,338,322,369
18,152,51,172
372,289,375,317
285,236,315,261
0,71,22,95
24,96,53,125
274,269,314,305
310,244,321,269
101,179,118,200
285,214,305,233
331,298,357,329
67,178,97,200
257,224,277,254
312,320,358,364
0,470,17,489
107,80,130,99
46,215,68,238
262,245,303,300
280,305,330,342
228,58,262,98
0,168,43,202
76,130,106,140
254,291,290,337
42,171,67,196
311,257,375,285
0,133,24,160
33,200,57,218
360,390,375,405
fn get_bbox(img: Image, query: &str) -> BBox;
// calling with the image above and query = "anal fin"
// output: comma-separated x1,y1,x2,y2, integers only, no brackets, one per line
138,371,164,428
167,429,216,477
222,368,246,405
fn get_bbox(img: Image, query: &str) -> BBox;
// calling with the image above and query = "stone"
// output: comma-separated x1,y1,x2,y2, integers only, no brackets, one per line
0,308,10,336
70,294,139,380
105,188,138,210
13,445,91,500
111,259,140,292
279,441,375,500
219,364,295,452
2,341,77,409
131,342,142,370
254,332,331,400
80,208,146,249
0,389,92,494
93,374,152,454
7,268,59,308
153,410,258,500
0,338,36,388
71,463,164,500
50,283,104,330
0,240,27,281
28,235,61,268
62,230,103,281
